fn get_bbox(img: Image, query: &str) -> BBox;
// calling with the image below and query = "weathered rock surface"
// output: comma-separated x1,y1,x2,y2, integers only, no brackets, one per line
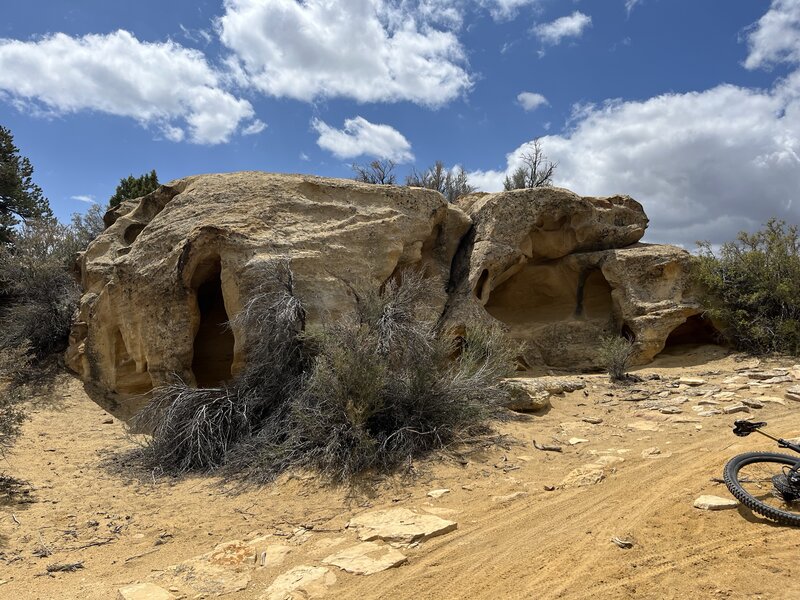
118,583,175,600
347,508,457,545
261,566,335,600
447,188,713,369
322,542,407,575
67,174,716,397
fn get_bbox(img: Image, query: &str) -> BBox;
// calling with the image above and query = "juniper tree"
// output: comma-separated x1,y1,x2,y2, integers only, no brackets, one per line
0,126,52,245
109,169,159,208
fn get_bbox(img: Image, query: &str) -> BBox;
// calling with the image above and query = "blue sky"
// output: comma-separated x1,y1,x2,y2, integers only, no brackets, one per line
1,0,798,246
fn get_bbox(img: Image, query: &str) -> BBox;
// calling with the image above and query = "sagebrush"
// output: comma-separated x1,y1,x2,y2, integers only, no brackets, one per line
693,219,800,355
598,335,634,381
139,266,520,482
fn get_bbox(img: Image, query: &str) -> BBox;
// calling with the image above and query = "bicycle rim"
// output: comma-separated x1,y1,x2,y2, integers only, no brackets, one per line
724,452,800,526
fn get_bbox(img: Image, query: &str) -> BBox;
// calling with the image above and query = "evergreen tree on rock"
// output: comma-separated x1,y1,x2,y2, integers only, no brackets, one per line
0,126,52,245
109,169,159,208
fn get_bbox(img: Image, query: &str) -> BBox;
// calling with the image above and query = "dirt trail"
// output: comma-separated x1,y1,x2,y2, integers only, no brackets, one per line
2,347,800,599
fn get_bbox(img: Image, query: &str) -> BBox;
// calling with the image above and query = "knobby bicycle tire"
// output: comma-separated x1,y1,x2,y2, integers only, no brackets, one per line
724,451,800,526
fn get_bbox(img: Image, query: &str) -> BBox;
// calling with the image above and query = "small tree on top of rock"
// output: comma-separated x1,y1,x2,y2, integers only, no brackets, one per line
109,169,159,208
406,160,476,203
0,126,52,246
503,138,557,191
351,159,396,185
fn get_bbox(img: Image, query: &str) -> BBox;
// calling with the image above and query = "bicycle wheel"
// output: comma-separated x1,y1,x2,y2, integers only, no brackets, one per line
724,452,800,526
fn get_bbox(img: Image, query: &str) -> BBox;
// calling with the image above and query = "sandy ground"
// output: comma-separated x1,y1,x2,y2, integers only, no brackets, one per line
2,345,800,600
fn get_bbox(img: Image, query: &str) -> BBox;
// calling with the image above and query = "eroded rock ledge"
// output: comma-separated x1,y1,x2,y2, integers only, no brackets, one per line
66,172,715,399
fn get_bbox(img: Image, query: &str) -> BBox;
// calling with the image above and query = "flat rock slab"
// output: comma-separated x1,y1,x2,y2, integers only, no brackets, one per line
261,566,335,600
427,488,451,499
347,508,457,545
118,583,175,600
154,537,283,595
627,421,661,432
678,377,706,386
694,495,739,511
491,491,529,503
323,542,407,575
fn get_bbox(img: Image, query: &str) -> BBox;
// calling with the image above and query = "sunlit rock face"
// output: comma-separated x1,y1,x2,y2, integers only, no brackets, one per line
446,187,709,369
67,174,711,400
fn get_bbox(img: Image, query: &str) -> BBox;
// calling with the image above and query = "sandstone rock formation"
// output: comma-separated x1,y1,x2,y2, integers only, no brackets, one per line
447,187,715,368
67,172,469,394
67,172,719,399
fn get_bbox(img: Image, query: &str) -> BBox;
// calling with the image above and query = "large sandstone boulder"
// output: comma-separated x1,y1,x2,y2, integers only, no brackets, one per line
67,173,717,399
445,187,711,368
67,172,470,394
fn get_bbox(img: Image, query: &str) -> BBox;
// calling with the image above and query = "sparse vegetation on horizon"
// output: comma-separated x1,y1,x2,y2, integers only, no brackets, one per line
108,169,159,208
503,138,557,191
693,219,800,355
351,159,396,185
405,160,476,203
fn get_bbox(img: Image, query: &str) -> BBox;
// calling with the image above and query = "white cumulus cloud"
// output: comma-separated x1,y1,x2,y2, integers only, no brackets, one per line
312,116,414,162
242,119,267,135
216,0,472,106
744,0,800,70
0,30,259,144
517,91,549,111
469,79,800,246
533,11,592,46
70,194,95,204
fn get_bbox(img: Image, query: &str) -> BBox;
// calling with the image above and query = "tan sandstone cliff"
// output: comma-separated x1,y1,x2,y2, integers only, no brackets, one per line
66,172,717,398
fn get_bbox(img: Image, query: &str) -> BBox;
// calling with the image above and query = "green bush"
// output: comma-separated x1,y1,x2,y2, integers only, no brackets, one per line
692,219,800,355
0,219,81,357
597,335,634,381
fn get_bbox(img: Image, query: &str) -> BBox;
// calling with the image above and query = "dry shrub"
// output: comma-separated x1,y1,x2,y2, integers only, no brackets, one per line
227,270,519,483
139,264,519,483
598,335,634,381
134,382,248,472
0,219,80,357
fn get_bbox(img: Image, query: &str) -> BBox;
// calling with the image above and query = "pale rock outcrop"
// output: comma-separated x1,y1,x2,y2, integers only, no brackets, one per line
67,173,719,399
446,187,712,368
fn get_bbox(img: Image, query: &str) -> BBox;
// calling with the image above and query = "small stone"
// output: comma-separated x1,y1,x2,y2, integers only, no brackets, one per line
723,404,750,414
627,421,660,432
762,375,792,384
492,491,529,503
102,418,115,425
659,407,682,414
785,386,800,402
698,410,722,417
427,489,450,499
641,447,661,458
561,467,605,487
582,417,603,424
118,583,176,600
678,377,706,386
693,495,739,511
568,437,589,445
461,484,474,491
740,399,764,409
760,396,787,406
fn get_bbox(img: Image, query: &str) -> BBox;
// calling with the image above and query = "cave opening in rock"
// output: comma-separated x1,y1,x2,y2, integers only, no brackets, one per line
662,314,724,349
484,262,613,327
191,257,235,387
